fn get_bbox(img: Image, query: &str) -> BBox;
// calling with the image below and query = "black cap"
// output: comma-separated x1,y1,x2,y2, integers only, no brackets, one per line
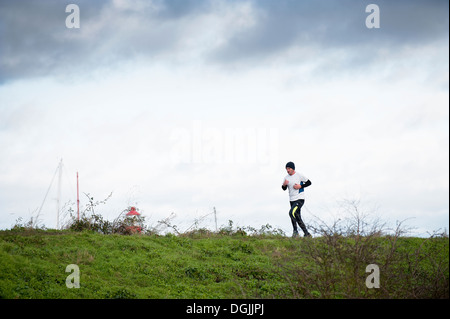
286,162,295,170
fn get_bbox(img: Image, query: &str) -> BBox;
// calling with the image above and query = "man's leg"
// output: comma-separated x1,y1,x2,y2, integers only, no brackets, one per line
292,200,311,237
288,202,299,237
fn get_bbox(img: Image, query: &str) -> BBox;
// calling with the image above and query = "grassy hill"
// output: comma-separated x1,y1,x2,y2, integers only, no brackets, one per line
0,227,448,299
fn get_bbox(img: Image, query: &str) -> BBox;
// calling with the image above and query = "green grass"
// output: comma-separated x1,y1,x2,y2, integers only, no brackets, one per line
0,229,448,299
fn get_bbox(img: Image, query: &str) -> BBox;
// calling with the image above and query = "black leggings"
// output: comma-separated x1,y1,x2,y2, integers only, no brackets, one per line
289,199,308,234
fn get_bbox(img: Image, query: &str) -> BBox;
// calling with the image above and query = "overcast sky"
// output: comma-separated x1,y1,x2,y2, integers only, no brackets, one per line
0,0,448,236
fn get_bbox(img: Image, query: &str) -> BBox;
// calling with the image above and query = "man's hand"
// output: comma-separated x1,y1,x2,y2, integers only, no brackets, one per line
293,183,302,190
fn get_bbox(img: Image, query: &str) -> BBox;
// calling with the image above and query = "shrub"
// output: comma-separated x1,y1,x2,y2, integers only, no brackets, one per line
276,201,449,298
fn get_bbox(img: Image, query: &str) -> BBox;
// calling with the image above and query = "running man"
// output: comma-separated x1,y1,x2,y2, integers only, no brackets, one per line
282,161,312,238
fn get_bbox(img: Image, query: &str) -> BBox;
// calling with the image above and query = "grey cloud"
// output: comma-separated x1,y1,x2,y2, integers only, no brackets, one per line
0,0,214,83
0,0,448,83
0,0,108,82
210,0,449,64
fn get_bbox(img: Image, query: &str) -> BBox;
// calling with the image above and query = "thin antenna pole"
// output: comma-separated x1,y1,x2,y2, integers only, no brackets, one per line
37,164,59,219
213,207,218,232
77,172,80,221
56,159,63,229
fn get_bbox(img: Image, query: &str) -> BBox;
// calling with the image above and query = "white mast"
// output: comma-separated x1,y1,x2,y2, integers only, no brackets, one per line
56,159,63,229
213,207,218,232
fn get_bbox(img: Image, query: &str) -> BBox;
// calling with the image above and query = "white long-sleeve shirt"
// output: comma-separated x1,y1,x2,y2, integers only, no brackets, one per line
283,172,308,201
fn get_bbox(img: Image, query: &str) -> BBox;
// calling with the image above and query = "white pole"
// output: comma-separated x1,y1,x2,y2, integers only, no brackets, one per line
213,207,218,232
77,172,80,221
56,159,63,229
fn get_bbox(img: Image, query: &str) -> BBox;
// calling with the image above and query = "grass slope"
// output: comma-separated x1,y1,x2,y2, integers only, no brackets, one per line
0,229,448,299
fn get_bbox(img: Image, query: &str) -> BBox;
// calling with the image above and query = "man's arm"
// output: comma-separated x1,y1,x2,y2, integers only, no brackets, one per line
293,179,311,190
303,179,312,188
282,179,289,191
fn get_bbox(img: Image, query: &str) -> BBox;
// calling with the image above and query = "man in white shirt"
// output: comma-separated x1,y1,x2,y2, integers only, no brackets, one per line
282,161,312,238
